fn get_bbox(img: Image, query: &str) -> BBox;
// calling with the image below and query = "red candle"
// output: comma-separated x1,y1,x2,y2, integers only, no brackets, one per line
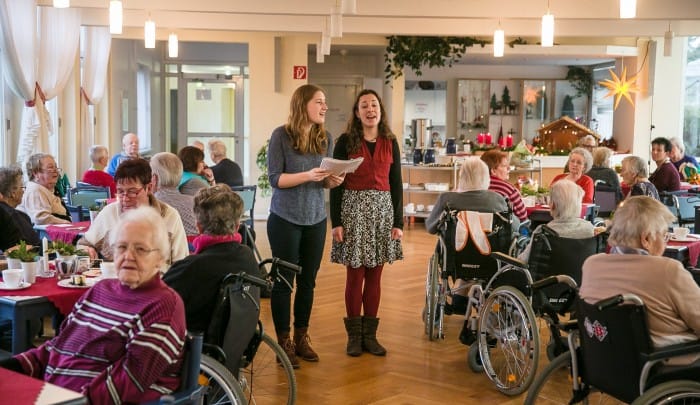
507,134,513,147
477,133,484,144
485,132,492,144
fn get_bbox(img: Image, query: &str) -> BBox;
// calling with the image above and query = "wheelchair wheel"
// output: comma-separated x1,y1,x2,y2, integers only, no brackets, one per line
467,343,484,373
478,285,539,396
632,380,700,405
424,253,441,340
525,351,624,405
239,333,297,405
200,354,248,405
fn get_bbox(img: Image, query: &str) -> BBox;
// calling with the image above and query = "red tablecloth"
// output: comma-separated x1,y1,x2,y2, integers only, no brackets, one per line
667,238,700,267
46,221,91,244
0,276,86,315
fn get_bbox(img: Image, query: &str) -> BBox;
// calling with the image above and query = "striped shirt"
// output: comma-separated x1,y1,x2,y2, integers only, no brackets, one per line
488,176,528,221
16,277,186,404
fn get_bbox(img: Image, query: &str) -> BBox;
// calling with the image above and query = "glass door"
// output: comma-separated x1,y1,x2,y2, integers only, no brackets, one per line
178,77,244,166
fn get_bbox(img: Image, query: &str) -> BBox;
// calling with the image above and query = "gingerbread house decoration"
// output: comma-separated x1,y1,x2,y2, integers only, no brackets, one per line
536,116,601,154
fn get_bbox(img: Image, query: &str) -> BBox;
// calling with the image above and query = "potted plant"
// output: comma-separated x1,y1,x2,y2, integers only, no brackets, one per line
88,204,102,222
7,241,39,283
48,240,88,261
256,140,272,197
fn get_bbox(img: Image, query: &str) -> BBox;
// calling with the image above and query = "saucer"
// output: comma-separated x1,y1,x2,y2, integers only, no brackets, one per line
57,278,96,289
0,281,31,290
670,235,692,242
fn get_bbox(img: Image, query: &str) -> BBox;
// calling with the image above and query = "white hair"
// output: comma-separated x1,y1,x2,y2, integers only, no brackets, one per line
457,157,490,191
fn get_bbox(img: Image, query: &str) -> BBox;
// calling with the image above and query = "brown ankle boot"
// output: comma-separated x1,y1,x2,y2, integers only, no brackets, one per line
362,316,387,356
294,327,319,362
344,317,363,357
277,332,300,369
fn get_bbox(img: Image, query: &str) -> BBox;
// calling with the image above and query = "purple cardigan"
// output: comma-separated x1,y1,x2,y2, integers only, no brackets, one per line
650,161,681,192
16,277,186,404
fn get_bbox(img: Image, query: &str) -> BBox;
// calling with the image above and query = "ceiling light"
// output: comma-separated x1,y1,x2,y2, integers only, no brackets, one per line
342,0,357,15
664,27,674,57
493,28,504,58
541,12,554,47
330,5,342,38
109,1,123,35
322,33,331,55
620,0,636,19
144,19,156,49
168,33,178,58
316,43,325,63
53,0,69,8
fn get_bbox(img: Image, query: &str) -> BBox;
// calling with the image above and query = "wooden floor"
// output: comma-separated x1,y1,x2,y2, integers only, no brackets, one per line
253,219,530,405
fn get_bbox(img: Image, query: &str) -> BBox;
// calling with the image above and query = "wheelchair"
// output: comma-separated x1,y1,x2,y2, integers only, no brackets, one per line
198,258,302,405
525,292,700,404
423,207,541,395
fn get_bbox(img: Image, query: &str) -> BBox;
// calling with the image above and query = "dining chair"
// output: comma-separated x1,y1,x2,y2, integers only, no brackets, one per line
66,204,90,222
231,185,256,232
67,185,111,211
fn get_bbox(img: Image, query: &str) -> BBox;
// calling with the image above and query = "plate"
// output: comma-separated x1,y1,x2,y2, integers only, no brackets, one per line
57,278,95,289
83,269,102,277
0,281,31,290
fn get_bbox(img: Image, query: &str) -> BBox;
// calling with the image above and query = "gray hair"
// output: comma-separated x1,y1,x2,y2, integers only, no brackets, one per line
89,145,109,163
150,152,183,188
591,147,612,168
608,196,675,250
578,135,596,147
457,157,490,191
550,179,583,220
669,137,686,155
568,147,593,173
622,155,648,178
109,206,169,262
208,139,227,160
26,153,54,181
193,185,243,235
0,166,23,197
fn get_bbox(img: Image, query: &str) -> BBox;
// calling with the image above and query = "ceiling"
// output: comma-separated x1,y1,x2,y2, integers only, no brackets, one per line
48,0,700,40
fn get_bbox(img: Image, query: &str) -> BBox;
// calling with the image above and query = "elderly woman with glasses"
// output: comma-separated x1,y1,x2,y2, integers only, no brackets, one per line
550,147,595,203
580,196,700,365
1,206,188,403
77,158,188,265
17,153,71,225
0,166,40,252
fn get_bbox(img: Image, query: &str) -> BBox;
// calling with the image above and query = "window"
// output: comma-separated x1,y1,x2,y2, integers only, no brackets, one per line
136,64,151,151
684,37,700,157
0,47,5,166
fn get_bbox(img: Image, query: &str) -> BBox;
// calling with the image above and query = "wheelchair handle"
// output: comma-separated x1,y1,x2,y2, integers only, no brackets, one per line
532,275,577,291
595,293,643,310
259,258,302,274
236,271,272,290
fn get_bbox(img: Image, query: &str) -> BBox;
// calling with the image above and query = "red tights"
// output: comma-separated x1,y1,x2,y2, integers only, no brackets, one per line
345,265,384,317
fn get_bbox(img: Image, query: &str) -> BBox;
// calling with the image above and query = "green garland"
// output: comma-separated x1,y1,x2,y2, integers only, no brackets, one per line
256,140,272,197
565,66,593,99
384,36,487,83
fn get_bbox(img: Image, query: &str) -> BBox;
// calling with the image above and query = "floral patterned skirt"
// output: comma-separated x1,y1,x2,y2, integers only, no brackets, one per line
330,189,403,268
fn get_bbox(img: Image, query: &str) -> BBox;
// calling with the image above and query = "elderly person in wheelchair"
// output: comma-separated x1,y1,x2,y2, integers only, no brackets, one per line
580,196,700,365
519,179,595,262
425,157,510,315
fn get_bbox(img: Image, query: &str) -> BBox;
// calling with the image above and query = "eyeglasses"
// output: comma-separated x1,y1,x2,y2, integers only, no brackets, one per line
112,243,159,258
663,232,672,242
41,166,60,173
116,187,144,198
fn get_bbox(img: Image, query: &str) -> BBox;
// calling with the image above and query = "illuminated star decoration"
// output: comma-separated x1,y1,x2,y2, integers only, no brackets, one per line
598,67,640,110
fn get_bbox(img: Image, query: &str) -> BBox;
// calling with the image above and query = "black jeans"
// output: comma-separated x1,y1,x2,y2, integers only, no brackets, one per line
267,212,327,335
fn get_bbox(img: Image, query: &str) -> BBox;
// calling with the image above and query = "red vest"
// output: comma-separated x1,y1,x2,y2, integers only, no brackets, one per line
343,137,393,191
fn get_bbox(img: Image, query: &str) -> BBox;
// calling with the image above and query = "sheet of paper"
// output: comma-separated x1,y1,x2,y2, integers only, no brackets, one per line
320,157,364,176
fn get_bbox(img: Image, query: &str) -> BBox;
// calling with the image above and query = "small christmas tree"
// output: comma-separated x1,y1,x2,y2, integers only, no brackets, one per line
490,93,500,114
501,86,511,113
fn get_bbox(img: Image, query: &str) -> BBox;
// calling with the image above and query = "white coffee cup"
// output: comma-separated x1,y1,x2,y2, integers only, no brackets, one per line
416,204,425,212
2,269,23,288
673,227,690,239
100,262,117,279
405,203,415,213
6,257,21,269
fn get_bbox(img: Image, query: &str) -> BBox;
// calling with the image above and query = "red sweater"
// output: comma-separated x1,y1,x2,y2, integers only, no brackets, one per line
551,173,595,204
81,169,117,196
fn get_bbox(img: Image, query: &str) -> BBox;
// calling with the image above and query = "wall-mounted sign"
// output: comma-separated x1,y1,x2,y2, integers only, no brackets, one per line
293,66,307,80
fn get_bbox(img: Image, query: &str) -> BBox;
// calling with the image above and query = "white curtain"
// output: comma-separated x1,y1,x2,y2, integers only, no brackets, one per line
80,26,111,172
0,1,79,164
